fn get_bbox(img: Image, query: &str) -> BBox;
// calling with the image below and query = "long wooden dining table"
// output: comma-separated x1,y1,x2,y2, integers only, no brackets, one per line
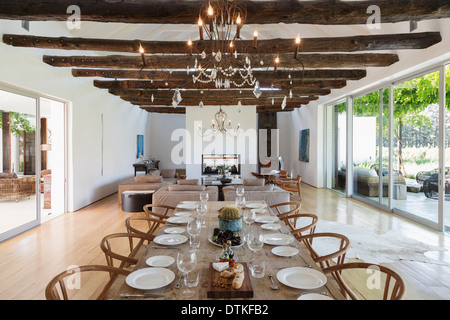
111,200,344,301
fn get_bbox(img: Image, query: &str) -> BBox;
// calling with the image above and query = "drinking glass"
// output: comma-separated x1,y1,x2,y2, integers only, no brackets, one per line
184,265,200,297
243,209,256,225
235,196,246,209
236,186,244,197
189,234,201,251
249,253,266,278
247,226,264,253
187,217,201,236
177,251,198,297
196,203,207,228
200,191,209,203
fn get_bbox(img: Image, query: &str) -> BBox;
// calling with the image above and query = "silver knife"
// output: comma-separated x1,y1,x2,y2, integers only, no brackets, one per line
152,245,180,250
120,293,165,298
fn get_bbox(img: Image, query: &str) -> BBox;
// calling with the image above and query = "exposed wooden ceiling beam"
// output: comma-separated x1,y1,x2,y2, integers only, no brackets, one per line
94,79,347,90
138,106,186,114
2,32,441,54
0,1,449,24
72,68,366,81
44,53,399,69
108,88,331,99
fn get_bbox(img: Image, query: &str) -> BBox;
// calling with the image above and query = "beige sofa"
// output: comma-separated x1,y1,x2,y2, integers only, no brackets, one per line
222,185,290,207
337,166,406,197
118,169,185,204
152,185,219,214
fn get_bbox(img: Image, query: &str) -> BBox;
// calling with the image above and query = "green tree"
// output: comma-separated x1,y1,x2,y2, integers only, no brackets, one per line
342,67,450,176
0,110,36,135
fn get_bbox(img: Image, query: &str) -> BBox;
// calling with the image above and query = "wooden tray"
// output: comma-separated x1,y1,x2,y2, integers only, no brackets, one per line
207,262,253,298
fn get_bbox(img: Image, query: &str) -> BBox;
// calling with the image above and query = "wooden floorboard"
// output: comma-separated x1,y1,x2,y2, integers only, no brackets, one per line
0,184,449,300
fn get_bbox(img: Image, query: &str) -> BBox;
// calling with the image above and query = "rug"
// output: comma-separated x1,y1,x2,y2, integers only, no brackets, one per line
312,220,449,266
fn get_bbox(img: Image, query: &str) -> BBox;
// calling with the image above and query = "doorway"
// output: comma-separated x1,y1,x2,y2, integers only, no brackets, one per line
0,86,67,242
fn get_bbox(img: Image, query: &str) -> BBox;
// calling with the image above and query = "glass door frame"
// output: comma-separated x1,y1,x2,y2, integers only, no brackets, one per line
0,81,69,242
389,66,445,232
324,64,447,233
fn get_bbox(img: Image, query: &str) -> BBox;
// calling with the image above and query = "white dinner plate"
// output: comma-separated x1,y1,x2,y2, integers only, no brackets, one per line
261,223,281,231
251,208,268,214
146,255,175,267
255,215,278,224
154,234,188,246
175,211,192,217
276,267,327,290
182,201,197,205
271,246,298,257
126,268,175,290
262,233,294,245
166,216,193,224
246,203,266,209
177,203,197,210
297,293,333,300
164,227,185,234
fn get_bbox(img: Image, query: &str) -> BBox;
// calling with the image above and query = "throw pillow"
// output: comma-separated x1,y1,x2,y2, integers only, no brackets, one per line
161,169,176,178
178,179,199,185
168,185,206,191
134,175,163,183
243,178,265,186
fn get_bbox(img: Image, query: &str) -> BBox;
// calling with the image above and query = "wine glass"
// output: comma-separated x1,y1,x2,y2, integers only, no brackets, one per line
236,186,244,197
243,209,256,226
247,226,264,253
177,251,198,297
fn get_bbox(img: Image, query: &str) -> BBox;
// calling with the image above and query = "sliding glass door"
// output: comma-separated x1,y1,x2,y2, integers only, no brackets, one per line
0,87,67,242
325,64,449,233
0,89,40,240
325,101,346,194
352,89,390,208
392,69,442,228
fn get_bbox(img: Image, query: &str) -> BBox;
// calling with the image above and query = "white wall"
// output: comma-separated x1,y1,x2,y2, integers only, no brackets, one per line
0,20,150,212
278,103,324,188
146,113,186,170
185,105,258,181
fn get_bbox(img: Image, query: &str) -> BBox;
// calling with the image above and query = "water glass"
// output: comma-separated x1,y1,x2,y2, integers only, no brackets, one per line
235,196,246,208
196,204,207,228
200,191,209,203
249,255,266,278
189,234,201,251
236,186,244,197
184,265,200,297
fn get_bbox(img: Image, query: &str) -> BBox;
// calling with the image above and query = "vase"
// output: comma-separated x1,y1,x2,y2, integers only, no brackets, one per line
219,218,242,232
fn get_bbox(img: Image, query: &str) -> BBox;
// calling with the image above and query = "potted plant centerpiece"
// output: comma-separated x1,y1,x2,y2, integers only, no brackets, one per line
218,206,242,232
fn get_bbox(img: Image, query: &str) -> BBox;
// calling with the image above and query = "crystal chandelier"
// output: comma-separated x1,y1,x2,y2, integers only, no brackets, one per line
189,0,256,90
198,106,240,139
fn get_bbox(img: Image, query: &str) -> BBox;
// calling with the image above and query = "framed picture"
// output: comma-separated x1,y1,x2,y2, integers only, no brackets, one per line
299,129,310,162
137,134,144,159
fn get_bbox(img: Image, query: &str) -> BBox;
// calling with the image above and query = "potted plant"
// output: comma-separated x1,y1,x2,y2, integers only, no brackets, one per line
218,206,242,232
